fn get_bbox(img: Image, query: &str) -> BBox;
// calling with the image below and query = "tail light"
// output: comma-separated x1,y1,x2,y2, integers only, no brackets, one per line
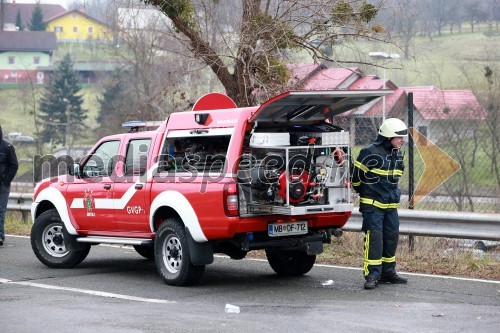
223,183,239,216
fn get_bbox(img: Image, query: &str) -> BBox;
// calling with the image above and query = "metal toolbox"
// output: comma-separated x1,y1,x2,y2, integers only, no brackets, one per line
250,132,290,147
295,131,349,145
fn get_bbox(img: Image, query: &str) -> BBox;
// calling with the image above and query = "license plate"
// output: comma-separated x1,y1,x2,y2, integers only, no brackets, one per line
268,221,308,237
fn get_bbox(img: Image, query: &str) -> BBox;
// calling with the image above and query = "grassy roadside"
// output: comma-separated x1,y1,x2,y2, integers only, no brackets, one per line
249,233,500,281
8,213,499,281
320,233,500,281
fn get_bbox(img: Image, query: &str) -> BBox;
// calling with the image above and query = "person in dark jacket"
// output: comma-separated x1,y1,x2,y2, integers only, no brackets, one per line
0,125,19,246
351,118,408,290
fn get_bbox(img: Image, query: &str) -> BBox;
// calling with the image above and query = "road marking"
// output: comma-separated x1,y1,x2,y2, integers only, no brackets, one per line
0,278,175,304
11,235,500,284
239,258,500,284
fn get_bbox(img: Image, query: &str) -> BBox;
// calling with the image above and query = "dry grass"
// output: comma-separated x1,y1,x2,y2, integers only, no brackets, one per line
323,233,500,280
8,214,499,280
5,212,32,236
248,232,500,281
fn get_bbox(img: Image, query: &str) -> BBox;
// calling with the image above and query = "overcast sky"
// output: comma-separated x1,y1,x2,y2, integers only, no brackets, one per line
3,0,72,9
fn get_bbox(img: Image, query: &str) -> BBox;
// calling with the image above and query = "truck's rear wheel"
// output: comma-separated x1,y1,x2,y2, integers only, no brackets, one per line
265,248,316,276
154,218,205,286
31,209,90,268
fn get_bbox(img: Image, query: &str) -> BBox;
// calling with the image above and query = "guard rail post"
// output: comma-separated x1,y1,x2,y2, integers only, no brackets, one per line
7,192,33,224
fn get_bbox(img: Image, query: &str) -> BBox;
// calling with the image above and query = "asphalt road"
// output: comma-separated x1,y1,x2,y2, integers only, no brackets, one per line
1,236,499,333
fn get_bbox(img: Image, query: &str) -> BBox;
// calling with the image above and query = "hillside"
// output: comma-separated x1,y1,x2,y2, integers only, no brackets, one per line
329,30,500,90
1,30,499,152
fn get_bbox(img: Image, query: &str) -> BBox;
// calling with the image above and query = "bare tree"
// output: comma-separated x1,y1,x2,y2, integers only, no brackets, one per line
108,2,198,121
458,56,500,196
463,0,488,33
437,109,480,212
139,0,395,106
381,0,420,59
481,66,500,192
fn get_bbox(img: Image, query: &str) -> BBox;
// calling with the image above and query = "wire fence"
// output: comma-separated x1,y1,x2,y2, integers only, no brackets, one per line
335,104,500,214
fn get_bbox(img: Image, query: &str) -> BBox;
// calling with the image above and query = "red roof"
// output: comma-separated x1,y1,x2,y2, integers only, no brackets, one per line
287,63,324,86
285,63,486,120
302,67,359,90
349,75,382,90
404,86,486,120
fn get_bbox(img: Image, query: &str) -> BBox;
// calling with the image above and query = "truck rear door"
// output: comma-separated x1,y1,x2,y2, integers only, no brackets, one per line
249,90,391,123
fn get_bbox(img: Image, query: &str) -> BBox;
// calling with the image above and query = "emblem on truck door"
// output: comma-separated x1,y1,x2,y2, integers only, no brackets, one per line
83,190,95,217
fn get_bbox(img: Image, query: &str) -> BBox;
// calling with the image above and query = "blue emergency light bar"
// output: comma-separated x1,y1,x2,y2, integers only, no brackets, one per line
122,121,163,132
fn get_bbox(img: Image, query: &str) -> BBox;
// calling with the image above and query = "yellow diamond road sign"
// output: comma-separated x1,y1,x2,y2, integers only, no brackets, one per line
409,128,461,207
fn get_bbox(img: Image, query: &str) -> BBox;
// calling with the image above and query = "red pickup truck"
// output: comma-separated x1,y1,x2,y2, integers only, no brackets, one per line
31,90,386,286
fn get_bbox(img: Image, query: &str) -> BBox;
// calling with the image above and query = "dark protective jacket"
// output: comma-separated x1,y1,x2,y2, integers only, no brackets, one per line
351,135,404,209
0,125,19,186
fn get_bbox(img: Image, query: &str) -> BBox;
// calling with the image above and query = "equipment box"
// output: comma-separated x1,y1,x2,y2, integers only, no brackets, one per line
295,131,349,145
250,132,290,147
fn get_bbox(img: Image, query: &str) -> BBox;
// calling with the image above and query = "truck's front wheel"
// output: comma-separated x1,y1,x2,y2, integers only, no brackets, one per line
31,209,90,268
265,248,316,276
154,218,205,286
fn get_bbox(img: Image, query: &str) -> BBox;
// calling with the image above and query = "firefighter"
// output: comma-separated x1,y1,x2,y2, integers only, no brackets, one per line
351,118,408,290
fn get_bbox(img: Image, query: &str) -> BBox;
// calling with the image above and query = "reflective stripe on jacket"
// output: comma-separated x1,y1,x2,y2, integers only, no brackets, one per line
351,139,404,209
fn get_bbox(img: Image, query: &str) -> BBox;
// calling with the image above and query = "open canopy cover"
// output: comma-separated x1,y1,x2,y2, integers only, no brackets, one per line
250,90,392,123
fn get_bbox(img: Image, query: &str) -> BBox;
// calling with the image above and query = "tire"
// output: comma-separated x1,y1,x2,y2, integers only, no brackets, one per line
133,245,155,260
154,218,205,286
265,248,316,276
31,209,91,268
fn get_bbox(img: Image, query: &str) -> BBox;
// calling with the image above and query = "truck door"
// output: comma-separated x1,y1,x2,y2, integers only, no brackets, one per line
66,140,120,232
113,138,152,233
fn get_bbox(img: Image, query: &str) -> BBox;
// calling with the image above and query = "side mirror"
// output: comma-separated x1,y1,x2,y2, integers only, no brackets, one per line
68,163,81,177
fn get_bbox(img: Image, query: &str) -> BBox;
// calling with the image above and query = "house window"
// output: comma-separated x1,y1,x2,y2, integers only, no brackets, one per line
8,56,15,64
73,26,78,33
54,26,63,32
88,26,93,34
34,57,40,65
11,71,17,77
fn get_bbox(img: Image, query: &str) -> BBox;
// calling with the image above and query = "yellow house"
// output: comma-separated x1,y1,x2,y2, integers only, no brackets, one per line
45,9,112,42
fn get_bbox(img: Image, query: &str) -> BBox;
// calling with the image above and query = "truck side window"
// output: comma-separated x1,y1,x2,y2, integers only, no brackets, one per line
82,140,120,178
159,135,230,173
124,139,151,176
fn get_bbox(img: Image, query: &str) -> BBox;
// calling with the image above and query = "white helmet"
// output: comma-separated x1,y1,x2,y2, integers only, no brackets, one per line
378,118,408,138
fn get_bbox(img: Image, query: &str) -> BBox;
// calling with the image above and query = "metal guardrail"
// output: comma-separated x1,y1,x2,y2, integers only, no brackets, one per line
7,192,33,223
345,208,500,241
7,193,500,241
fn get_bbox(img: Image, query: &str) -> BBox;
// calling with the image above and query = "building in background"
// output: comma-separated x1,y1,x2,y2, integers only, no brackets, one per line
45,8,112,42
0,30,57,84
1,2,66,31
287,63,486,146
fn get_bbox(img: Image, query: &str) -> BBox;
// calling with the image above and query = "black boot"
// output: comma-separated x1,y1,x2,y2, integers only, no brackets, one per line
364,278,379,290
380,274,407,284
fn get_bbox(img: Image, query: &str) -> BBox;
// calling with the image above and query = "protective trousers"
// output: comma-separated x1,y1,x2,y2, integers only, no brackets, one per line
361,207,399,279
